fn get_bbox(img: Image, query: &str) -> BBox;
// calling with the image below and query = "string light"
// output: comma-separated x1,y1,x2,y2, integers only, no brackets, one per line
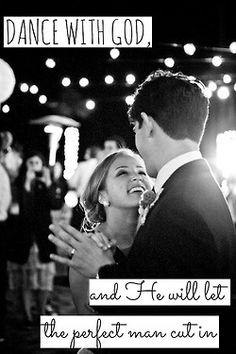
125,74,136,85
86,99,95,110
229,42,236,54
158,41,234,54
29,85,39,94
217,86,230,99
39,95,47,104
183,43,196,56
79,77,89,87
104,75,114,84
110,48,120,59
2,104,10,113
20,83,29,92
45,58,56,68
125,95,134,105
61,77,71,87
164,57,175,68
212,56,223,67
14,44,236,113
223,74,232,84
207,81,217,92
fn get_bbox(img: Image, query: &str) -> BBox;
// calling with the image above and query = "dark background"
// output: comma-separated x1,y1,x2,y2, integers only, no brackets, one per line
0,2,236,173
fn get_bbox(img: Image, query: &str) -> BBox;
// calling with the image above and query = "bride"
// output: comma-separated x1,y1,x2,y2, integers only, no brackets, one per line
48,148,152,314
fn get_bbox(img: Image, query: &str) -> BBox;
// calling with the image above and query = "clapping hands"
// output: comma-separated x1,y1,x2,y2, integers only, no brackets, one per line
48,223,116,278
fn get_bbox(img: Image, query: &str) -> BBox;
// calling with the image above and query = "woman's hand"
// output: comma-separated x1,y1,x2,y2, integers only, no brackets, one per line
88,230,117,253
48,223,115,278
42,166,52,187
24,169,35,191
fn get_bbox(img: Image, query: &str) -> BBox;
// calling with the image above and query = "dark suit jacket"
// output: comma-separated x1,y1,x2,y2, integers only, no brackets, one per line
100,159,236,281
98,159,236,352
128,159,236,281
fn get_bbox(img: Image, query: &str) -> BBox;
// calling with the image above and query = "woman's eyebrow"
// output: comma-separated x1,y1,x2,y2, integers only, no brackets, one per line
115,165,128,170
115,165,143,170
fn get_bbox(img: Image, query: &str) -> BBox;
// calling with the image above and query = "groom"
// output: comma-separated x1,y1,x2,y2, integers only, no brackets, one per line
70,70,236,283
50,70,236,350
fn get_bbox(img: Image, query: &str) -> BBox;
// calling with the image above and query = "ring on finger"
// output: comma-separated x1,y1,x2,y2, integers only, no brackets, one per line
69,248,76,259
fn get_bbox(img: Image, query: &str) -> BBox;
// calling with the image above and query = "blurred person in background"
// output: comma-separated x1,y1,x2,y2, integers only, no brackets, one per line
0,131,13,345
103,135,127,157
12,150,57,325
2,142,40,325
3,142,24,264
68,145,103,230
222,176,236,230
68,145,103,198
49,161,68,216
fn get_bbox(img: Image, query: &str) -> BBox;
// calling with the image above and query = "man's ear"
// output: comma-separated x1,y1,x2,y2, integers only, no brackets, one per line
140,112,154,137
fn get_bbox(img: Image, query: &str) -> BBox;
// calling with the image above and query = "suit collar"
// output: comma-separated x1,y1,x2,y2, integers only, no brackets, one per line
154,150,203,192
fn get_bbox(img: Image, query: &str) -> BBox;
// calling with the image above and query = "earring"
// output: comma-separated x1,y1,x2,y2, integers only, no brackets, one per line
98,194,110,207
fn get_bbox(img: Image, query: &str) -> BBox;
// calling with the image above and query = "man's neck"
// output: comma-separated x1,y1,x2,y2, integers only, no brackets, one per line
156,139,199,172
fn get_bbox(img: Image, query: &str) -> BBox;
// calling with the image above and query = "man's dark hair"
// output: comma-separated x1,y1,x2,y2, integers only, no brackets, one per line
128,69,210,143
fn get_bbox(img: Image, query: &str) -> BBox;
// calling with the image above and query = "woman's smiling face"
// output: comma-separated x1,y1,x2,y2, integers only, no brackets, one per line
103,154,152,209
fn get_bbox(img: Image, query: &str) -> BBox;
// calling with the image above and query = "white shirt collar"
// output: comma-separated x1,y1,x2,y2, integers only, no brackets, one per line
154,150,203,192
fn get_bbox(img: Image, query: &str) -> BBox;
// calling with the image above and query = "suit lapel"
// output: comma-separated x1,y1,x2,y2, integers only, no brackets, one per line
137,159,211,232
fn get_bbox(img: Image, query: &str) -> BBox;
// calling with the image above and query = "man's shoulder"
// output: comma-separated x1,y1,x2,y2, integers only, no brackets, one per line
144,159,229,226
161,159,221,199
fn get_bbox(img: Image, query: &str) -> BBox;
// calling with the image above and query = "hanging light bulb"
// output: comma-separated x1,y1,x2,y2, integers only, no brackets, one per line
125,95,134,105
20,83,29,93
207,81,217,92
183,43,196,55
79,77,89,87
110,48,120,59
2,104,10,113
223,74,232,84
125,74,136,85
86,99,95,110
61,77,71,87
212,56,222,67
217,86,230,100
45,58,56,68
164,57,175,68
39,95,47,104
229,42,236,54
29,85,39,94
104,75,114,85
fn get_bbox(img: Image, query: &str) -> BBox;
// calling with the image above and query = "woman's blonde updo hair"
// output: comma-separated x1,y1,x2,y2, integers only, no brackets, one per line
80,148,140,231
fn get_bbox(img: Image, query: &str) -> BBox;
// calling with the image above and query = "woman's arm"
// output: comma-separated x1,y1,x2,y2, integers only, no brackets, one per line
69,267,96,314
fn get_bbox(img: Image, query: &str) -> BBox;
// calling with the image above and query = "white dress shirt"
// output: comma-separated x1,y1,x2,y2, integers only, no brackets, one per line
154,151,203,192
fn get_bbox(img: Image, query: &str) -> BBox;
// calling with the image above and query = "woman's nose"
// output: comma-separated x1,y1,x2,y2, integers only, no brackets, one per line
131,174,141,181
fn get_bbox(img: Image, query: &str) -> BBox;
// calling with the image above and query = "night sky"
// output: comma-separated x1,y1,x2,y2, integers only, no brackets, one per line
0,2,236,169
